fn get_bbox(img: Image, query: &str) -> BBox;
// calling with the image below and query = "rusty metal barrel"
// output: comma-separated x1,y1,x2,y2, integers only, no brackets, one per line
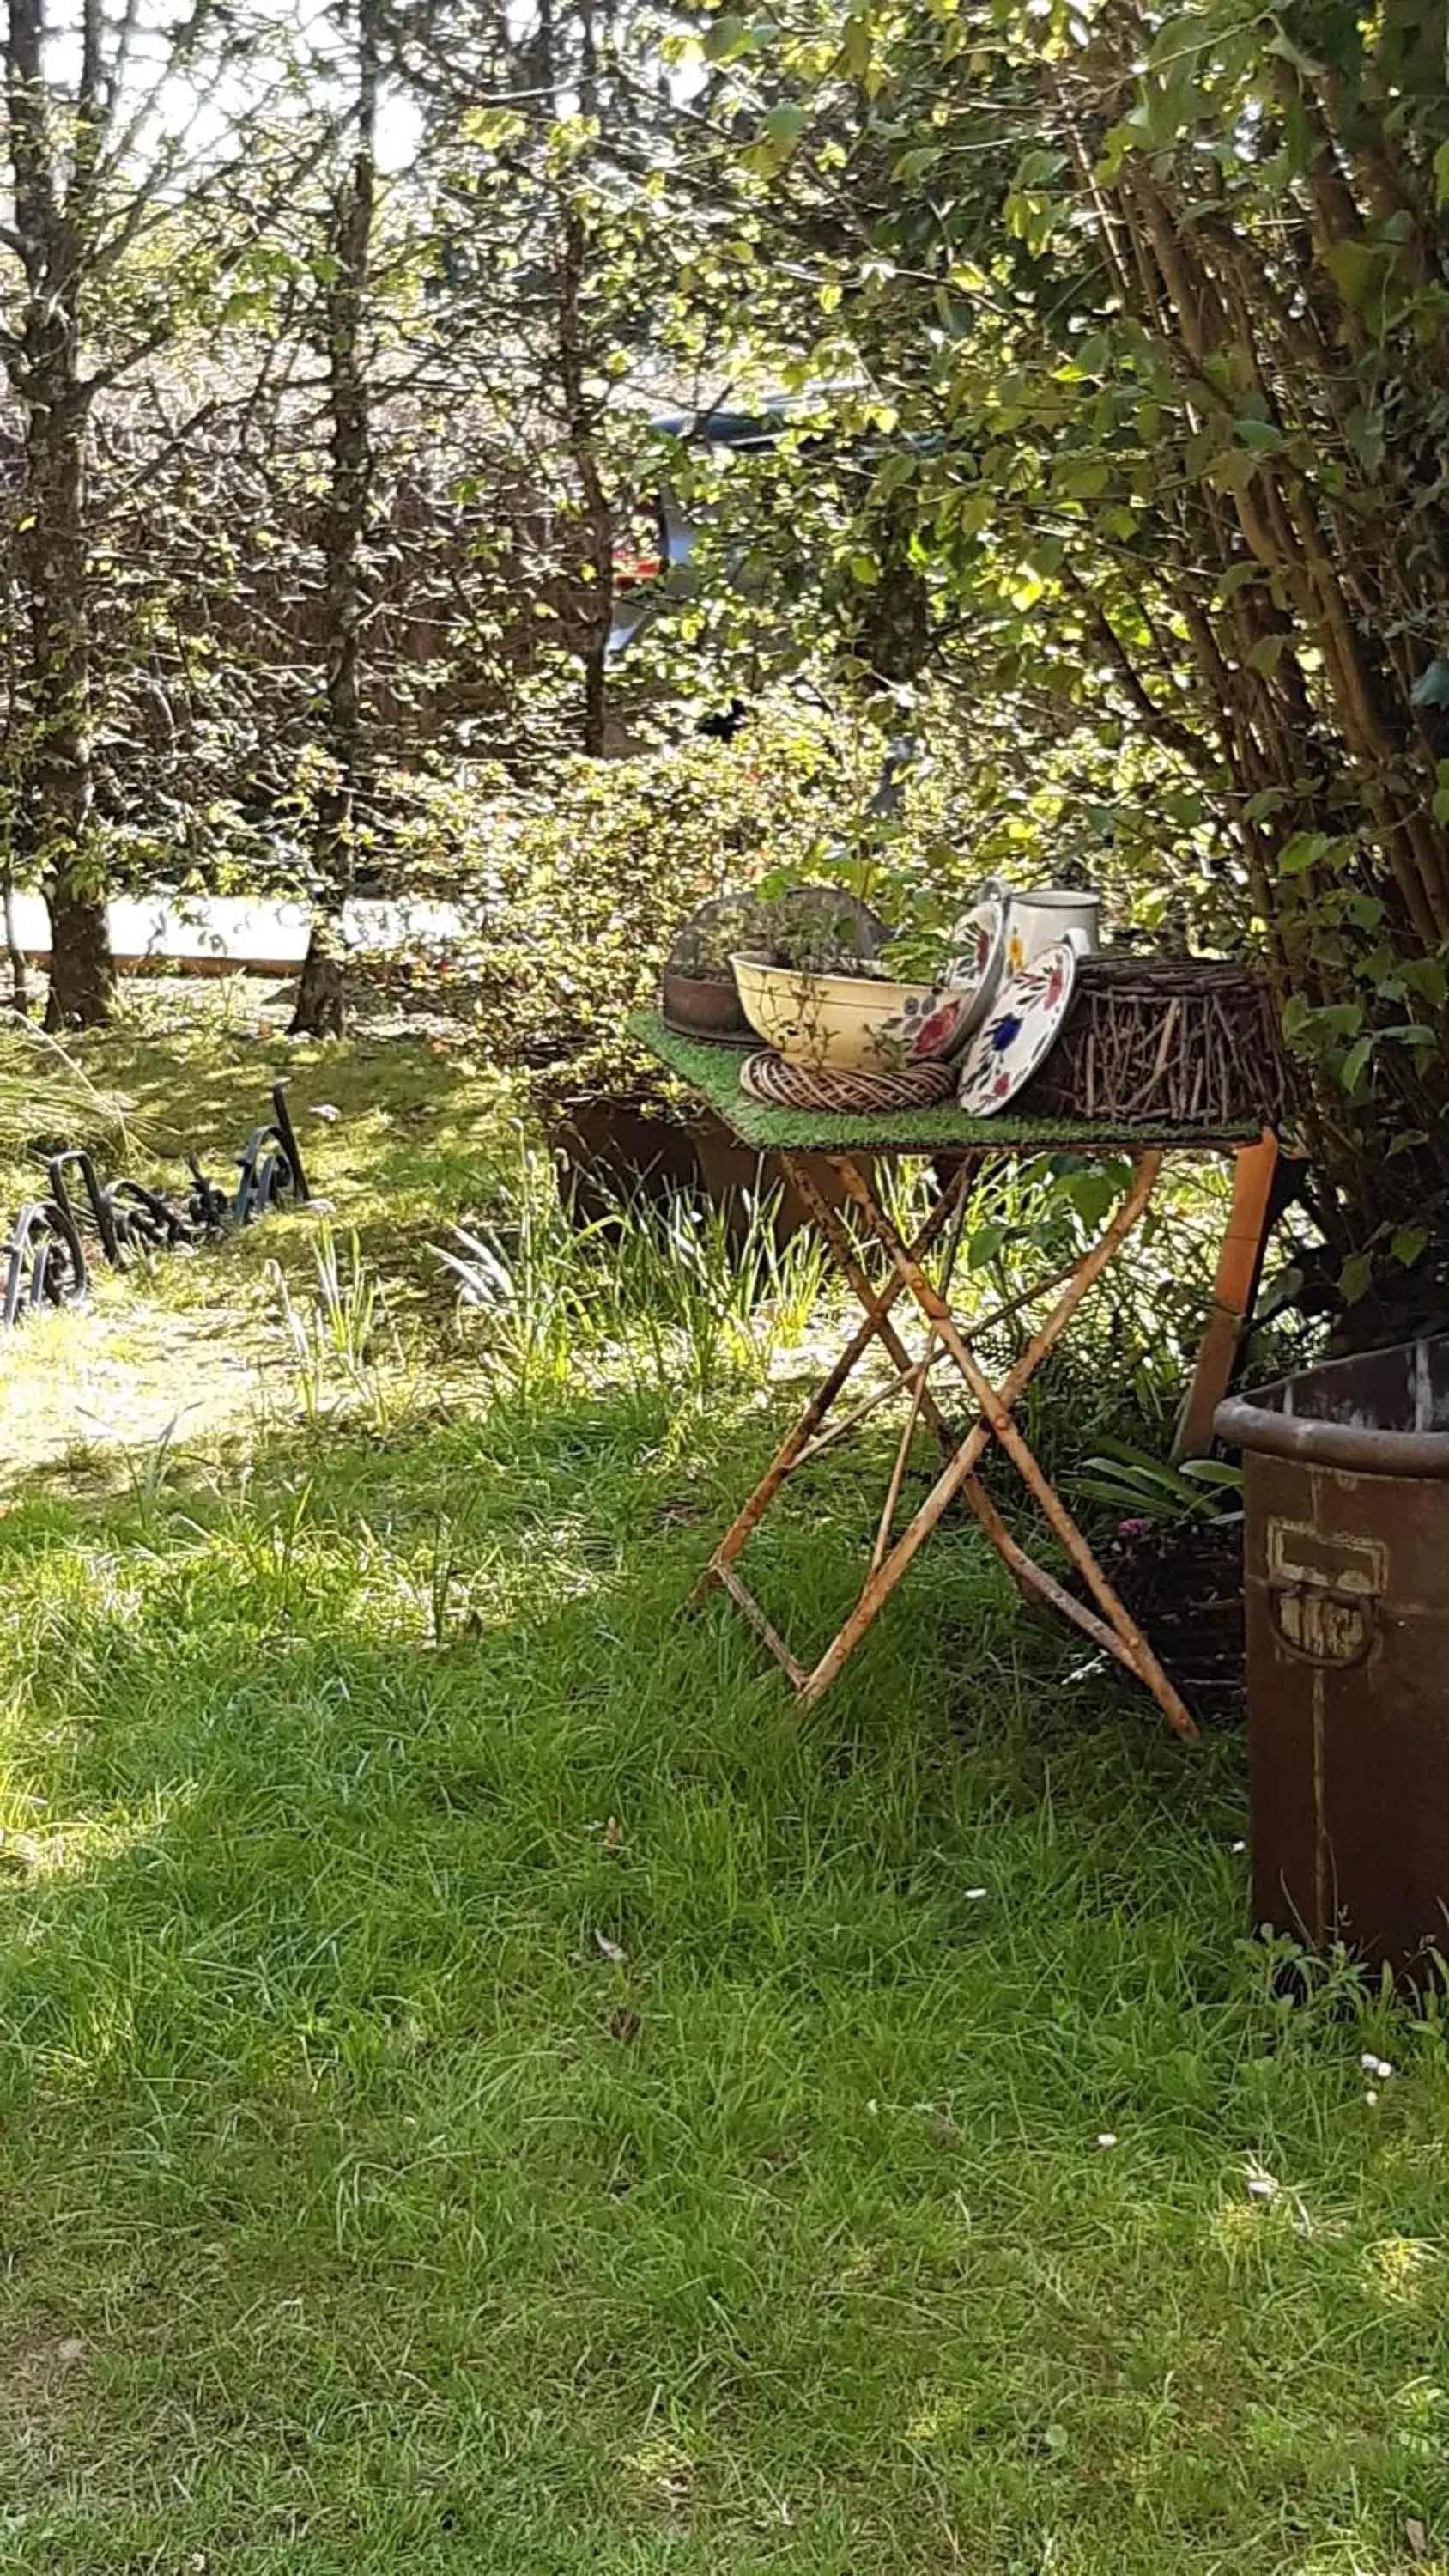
1216,1337,1449,1984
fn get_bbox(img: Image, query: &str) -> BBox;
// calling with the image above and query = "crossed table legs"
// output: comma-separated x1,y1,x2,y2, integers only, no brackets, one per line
694,1149,1199,1745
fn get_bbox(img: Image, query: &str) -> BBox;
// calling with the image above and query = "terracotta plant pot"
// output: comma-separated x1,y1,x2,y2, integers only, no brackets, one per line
659,969,752,1042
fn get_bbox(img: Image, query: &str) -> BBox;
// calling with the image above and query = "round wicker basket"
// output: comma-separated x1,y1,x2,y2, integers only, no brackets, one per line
1022,957,1288,1130
739,1050,956,1112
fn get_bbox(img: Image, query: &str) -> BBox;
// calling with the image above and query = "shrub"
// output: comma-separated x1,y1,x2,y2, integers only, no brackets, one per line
392,701,879,1088
378,686,1208,1095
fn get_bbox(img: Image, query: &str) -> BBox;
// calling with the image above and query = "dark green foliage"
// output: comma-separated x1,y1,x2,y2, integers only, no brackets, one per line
688,0,1449,1275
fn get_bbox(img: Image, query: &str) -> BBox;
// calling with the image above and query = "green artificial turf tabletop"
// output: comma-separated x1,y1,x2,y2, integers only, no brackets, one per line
634,1012,1260,1155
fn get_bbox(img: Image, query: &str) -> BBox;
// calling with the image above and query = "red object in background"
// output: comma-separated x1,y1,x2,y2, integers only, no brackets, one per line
612,545,662,592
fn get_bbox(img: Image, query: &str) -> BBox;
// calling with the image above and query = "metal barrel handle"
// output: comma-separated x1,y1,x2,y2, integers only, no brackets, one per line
1267,1573,1379,1668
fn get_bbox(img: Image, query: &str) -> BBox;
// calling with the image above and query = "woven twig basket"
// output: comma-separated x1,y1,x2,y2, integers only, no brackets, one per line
1022,957,1288,1130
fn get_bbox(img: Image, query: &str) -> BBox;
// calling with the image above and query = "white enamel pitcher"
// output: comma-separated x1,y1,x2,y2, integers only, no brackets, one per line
947,877,1102,1043
990,880,1102,975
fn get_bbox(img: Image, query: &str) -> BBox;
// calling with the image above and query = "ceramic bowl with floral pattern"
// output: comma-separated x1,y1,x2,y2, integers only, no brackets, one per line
731,957,980,1072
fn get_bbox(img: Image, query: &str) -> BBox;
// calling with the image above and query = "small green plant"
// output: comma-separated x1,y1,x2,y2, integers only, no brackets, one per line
605,1188,829,1405
269,1224,403,1431
124,1415,182,1531
664,889,782,981
435,1132,829,1410
1071,1437,1243,1525
432,1134,608,1400
767,913,888,978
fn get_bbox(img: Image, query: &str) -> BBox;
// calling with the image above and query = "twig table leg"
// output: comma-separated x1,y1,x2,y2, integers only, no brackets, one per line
783,1154,967,1458
694,1145,1198,1744
690,1159,970,1653
828,1156,1197,1742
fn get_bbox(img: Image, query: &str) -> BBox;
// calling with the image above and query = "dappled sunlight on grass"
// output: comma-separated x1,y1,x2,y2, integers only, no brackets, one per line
0,1783,185,1888
0,998,1440,2571
90,1016,513,1255
1365,2238,1441,2307
0,1296,265,1492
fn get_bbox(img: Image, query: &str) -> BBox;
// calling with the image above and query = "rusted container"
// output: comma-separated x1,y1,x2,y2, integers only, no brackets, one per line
1216,1338,1449,1984
1220,1340,1449,1978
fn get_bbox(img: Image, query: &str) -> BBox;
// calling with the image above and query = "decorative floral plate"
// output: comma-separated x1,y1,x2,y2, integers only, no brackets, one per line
945,893,1009,1042
955,939,1078,1116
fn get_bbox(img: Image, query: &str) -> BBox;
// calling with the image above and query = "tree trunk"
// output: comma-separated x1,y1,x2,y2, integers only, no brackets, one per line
582,623,609,757
560,210,614,761
555,0,613,757
7,0,113,1028
3,866,28,1015
25,389,112,1028
45,866,111,1024
291,0,379,1038
290,918,348,1038
0,554,29,1015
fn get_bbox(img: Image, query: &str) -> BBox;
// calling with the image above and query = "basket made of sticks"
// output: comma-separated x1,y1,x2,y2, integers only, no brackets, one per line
1022,957,1287,1131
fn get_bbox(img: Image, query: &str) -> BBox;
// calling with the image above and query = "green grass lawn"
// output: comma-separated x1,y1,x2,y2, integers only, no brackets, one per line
0,985,1446,2573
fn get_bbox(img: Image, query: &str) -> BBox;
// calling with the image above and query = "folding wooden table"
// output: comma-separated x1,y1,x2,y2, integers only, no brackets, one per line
637,1014,1280,1746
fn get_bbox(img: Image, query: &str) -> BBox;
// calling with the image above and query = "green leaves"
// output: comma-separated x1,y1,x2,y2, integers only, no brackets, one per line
1343,405,1385,474
703,11,754,58
1146,14,1210,70
1339,1034,1373,1092
1410,659,1449,708
1003,189,1057,256
1234,415,1284,454
892,146,941,184
1053,453,1112,500
743,102,811,174
678,0,1449,1278
1245,632,1289,677
1015,148,1066,189
763,102,810,149
1321,236,1405,331
1276,829,1337,877
462,106,527,149
1072,1437,1243,1528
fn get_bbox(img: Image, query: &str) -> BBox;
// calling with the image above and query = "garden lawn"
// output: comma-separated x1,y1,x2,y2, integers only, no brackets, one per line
0,992,1446,2575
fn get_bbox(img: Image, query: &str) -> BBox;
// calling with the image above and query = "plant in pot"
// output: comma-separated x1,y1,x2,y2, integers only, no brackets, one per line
660,891,782,1040
661,884,894,1040
731,888,981,1075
